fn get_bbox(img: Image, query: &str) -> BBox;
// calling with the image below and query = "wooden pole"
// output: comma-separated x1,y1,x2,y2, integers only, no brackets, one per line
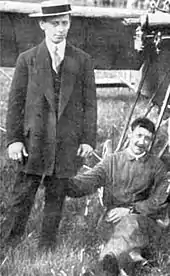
168,117,170,152
115,59,150,152
150,84,170,152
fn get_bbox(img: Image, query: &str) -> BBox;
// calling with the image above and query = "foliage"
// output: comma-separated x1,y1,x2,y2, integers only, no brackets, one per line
0,68,170,276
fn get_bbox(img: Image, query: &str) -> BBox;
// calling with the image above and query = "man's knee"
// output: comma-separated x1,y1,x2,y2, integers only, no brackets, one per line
99,214,150,260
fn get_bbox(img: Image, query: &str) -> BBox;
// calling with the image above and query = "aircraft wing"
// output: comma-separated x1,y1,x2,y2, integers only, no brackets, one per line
0,1,143,69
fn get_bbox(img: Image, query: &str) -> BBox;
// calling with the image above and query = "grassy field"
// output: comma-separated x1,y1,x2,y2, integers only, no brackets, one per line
0,68,170,276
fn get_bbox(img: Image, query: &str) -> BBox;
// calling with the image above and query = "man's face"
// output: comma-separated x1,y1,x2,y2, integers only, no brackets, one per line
129,126,153,155
39,14,71,44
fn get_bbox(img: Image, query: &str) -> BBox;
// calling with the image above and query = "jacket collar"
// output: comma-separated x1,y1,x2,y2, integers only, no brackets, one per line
58,42,79,119
124,148,149,162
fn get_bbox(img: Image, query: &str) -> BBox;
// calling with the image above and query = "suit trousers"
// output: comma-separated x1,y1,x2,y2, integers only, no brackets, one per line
1,171,67,250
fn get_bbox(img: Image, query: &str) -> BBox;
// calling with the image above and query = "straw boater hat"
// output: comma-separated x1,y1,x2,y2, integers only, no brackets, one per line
29,0,72,18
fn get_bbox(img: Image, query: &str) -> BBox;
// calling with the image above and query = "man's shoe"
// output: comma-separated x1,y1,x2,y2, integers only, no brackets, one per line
82,254,120,276
102,253,120,276
129,250,148,266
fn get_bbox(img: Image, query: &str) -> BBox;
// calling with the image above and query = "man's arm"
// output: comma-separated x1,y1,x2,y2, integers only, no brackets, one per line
134,160,169,217
6,53,28,146
81,55,97,149
67,155,111,198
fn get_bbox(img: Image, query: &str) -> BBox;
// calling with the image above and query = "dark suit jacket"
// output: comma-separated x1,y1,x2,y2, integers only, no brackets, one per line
6,41,97,176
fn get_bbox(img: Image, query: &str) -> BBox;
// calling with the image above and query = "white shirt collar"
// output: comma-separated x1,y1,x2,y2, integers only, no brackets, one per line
127,148,146,160
45,38,66,62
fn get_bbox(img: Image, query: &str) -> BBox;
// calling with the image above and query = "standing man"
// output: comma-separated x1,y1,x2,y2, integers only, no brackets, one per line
2,0,97,252
168,117,170,152
67,117,169,275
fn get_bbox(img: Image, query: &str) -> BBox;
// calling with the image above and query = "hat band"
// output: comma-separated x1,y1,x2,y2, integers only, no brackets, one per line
42,4,71,15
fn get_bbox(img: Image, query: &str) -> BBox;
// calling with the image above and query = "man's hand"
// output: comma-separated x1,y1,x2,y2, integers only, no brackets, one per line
102,139,113,158
105,207,130,224
77,144,93,158
8,142,28,161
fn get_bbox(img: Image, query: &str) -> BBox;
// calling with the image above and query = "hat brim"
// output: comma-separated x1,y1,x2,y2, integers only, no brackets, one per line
29,10,71,18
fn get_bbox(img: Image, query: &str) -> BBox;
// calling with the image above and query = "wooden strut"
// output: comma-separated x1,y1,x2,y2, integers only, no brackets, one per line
158,141,168,158
0,68,12,81
150,83,170,152
115,58,150,152
0,126,6,132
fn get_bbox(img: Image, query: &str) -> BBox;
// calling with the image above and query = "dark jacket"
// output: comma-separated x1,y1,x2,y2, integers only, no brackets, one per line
6,41,97,176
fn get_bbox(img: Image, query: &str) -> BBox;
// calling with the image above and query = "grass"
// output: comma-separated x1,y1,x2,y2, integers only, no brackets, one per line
0,68,170,276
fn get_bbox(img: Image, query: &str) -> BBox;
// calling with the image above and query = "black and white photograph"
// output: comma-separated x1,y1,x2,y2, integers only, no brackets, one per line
0,0,170,275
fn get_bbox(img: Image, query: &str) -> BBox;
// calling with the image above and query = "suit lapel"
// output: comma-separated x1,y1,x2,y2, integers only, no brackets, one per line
35,41,56,112
34,41,78,117
58,43,78,120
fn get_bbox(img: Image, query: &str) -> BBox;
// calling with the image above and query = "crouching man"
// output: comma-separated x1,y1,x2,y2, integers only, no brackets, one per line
67,117,170,275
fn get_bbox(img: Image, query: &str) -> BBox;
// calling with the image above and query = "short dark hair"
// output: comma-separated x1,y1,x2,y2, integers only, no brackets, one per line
131,117,155,134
